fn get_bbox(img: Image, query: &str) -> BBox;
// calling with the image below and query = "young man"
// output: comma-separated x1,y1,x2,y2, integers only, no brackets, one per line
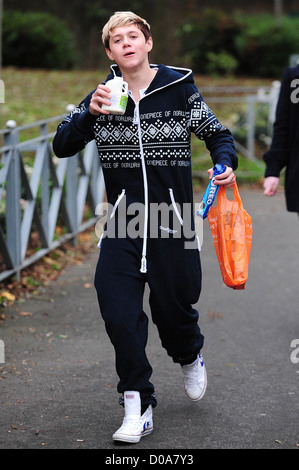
53,11,238,444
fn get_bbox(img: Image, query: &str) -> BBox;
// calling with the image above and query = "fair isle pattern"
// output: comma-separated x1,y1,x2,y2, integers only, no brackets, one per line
94,121,139,146
94,120,140,161
59,92,224,165
93,114,192,162
190,101,223,138
141,117,188,143
92,101,223,163
141,115,190,161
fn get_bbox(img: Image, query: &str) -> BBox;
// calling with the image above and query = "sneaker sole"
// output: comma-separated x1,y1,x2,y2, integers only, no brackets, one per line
113,426,153,444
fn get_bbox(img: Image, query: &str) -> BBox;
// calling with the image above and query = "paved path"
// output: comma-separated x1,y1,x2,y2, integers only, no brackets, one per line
0,188,298,450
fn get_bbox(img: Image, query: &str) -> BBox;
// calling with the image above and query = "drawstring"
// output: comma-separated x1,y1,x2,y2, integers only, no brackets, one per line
140,255,147,274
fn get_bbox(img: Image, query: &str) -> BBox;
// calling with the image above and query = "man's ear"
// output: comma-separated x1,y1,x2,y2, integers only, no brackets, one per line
146,37,153,54
106,48,114,61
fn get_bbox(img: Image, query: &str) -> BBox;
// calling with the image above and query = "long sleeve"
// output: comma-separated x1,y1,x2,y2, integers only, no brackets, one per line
189,91,238,170
263,67,291,177
52,91,98,158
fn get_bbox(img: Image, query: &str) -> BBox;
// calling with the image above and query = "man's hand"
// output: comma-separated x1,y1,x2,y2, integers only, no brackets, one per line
89,84,111,116
207,166,236,188
263,176,280,197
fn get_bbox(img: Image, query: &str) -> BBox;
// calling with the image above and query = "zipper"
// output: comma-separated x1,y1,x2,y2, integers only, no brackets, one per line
169,188,183,225
133,100,149,273
110,189,125,219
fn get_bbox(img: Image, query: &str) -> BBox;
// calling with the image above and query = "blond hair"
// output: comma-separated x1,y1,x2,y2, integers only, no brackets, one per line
102,11,151,50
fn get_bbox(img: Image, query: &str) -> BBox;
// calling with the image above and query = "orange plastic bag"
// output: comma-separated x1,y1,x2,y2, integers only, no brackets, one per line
207,182,252,290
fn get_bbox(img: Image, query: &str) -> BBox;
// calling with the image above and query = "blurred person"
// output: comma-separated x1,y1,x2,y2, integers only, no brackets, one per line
263,63,299,215
53,11,238,444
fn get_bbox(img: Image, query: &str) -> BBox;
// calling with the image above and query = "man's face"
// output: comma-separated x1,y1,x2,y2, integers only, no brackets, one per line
106,24,153,71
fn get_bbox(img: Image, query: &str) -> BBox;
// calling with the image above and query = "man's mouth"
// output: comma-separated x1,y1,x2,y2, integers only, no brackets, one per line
124,52,135,57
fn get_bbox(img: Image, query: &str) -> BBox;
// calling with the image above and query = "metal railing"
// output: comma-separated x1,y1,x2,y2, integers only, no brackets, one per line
191,81,281,179
0,108,105,282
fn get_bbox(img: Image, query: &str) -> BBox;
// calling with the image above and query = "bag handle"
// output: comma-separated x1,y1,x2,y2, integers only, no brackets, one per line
218,181,242,206
232,181,242,205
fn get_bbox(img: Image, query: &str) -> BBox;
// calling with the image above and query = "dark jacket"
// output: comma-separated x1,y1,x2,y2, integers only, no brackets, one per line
263,65,299,212
53,64,238,271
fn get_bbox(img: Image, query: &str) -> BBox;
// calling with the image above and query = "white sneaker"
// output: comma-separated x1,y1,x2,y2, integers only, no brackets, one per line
112,391,153,443
181,354,207,401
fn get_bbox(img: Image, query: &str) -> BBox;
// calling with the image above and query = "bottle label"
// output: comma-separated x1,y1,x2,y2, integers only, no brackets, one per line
120,95,128,109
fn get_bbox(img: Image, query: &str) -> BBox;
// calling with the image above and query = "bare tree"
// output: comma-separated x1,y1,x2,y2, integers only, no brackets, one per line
274,0,283,26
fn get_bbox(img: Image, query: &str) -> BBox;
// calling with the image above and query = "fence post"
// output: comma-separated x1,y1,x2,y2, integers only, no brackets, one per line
66,155,78,243
39,122,50,243
4,121,22,280
246,95,256,161
268,80,281,135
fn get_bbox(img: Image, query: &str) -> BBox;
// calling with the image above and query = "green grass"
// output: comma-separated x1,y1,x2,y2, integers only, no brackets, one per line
1,67,107,126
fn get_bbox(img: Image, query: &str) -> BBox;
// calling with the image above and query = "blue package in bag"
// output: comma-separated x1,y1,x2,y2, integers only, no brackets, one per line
196,164,226,219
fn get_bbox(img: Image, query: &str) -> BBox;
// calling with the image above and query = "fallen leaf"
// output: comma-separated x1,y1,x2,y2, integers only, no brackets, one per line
1,292,16,301
19,311,32,317
84,283,92,288
43,256,58,265
207,309,223,321
78,233,92,241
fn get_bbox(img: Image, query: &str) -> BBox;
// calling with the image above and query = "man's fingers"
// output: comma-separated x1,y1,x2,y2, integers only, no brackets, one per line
214,167,235,186
89,85,111,115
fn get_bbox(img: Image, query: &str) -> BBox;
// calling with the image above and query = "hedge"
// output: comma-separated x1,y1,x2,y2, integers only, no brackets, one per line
178,10,299,76
3,10,76,69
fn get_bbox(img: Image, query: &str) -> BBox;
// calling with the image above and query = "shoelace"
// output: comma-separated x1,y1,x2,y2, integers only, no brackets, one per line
120,416,143,433
183,359,202,386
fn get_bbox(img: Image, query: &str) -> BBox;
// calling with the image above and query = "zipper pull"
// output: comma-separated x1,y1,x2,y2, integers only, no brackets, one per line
140,255,147,273
133,104,139,125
